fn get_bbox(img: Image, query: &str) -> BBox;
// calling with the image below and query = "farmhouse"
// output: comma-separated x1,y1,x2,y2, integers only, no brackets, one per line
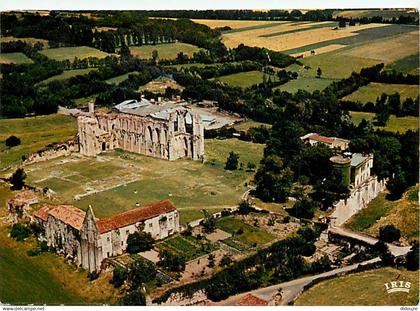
33,200,180,272
78,98,205,161
300,133,350,150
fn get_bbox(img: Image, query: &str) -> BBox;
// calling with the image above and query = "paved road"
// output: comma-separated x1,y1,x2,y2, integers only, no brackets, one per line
330,226,411,257
217,257,380,306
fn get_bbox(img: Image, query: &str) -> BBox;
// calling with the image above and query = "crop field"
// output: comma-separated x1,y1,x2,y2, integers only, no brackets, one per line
295,267,419,306
0,114,77,170
222,22,387,52
274,76,335,93
130,42,201,60
345,185,419,242
211,70,272,88
0,52,34,64
385,54,419,75
37,68,97,85
40,46,110,61
24,139,264,224
344,83,419,103
190,19,287,30
105,71,139,85
349,111,419,133
0,36,49,47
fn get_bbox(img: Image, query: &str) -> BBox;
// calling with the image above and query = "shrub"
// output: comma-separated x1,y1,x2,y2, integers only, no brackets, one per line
236,228,244,235
225,151,239,170
219,255,232,267
27,249,41,256
88,271,100,281
207,254,215,268
158,250,186,272
129,259,156,289
237,200,254,215
10,223,31,241
10,168,26,190
126,231,154,253
379,225,401,243
112,266,128,288
120,290,146,306
5,135,21,147
405,242,419,271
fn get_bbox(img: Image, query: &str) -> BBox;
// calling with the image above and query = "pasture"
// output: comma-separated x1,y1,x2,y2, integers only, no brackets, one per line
190,19,286,30
211,70,270,88
40,46,110,61
349,111,419,133
37,68,97,85
0,114,77,170
344,83,419,103
0,52,34,65
295,267,419,306
130,42,201,60
385,54,419,75
105,71,139,85
274,76,335,93
24,139,264,224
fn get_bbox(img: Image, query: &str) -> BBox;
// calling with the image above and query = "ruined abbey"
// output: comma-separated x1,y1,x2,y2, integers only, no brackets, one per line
78,99,205,161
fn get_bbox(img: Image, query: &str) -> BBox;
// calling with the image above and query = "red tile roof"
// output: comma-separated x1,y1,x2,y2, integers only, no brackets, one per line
96,200,176,234
306,133,335,144
235,294,268,306
33,204,86,230
8,191,38,206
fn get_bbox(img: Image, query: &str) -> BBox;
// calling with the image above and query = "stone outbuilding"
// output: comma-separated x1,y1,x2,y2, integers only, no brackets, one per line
7,191,39,224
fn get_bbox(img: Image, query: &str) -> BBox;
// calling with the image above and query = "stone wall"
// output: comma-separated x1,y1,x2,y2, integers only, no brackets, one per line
23,140,78,165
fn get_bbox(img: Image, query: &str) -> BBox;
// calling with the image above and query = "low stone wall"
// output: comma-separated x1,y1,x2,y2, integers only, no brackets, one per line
330,176,387,227
157,289,208,306
22,139,79,166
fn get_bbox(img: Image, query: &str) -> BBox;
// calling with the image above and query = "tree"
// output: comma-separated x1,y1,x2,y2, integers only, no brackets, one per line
246,162,256,172
339,20,346,28
219,255,232,267
379,225,401,243
126,231,154,253
10,168,26,190
120,290,146,306
238,200,253,215
316,67,322,78
10,223,31,241
5,135,21,147
287,198,317,219
152,50,158,61
158,250,186,272
225,151,239,170
129,258,157,289
201,209,216,233
405,242,419,271
374,94,390,126
112,266,128,288
207,253,215,268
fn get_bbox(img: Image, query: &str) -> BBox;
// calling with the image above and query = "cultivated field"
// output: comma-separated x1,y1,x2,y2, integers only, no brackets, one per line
274,76,335,93
211,70,269,88
0,52,34,65
295,267,419,306
344,83,419,103
37,68,97,85
40,46,110,61
0,114,77,170
130,42,201,60
345,185,419,242
349,111,419,133
332,9,418,20
23,139,264,224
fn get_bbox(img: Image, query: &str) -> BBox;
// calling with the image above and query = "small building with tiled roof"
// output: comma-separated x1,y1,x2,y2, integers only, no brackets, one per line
234,294,269,306
300,133,350,151
33,200,179,272
7,191,39,224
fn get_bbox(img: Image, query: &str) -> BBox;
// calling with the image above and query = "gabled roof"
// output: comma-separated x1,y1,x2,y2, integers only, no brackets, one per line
96,200,177,234
235,294,268,306
33,204,86,230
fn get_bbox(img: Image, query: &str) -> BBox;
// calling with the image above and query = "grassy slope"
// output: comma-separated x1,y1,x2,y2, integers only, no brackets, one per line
350,111,419,133
0,52,34,65
385,53,419,75
295,267,419,306
211,71,271,88
0,114,78,170
344,83,419,103
345,185,419,242
274,76,334,93
40,46,110,61
105,71,139,85
37,68,97,85
130,42,200,60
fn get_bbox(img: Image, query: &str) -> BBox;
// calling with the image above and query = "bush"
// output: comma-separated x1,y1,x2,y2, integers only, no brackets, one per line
120,290,146,306
225,151,239,170
112,266,128,288
27,249,41,256
237,200,253,215
405,242,419,271
88,271,100,281
5,135,21,147
10,168,26,190
379,225,401,243
287,198,316,220
10,223,31,241
158,250,186,272
129,259,156,289
126,231,154,253
219,255,232,267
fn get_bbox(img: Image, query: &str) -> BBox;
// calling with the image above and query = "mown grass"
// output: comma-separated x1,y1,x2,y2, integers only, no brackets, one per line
40,46,110,61
211,71,275,88
37,68,97,85
349,111,419,133
216,216,276,247
295,267,419,306
0,114,78,170
0,52,34,64
344,82,419,103
130,42,201,60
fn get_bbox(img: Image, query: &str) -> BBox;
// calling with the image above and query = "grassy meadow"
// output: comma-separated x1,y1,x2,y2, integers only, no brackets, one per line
211,70,269,88
105,71,139,85
0,114,78,170
40,46,110,61
0,52,34,65
349,111,419,133
295,267,419,306
130,42,201,60
385,54,419,75
37,68,97,85
344,83,419,103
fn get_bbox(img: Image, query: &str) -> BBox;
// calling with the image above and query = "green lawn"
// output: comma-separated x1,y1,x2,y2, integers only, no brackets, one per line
350,111,419,133
24,139,264,224
211,71,273,88
295,267,419,306
385,53,419,75
105,71,139,85
37,68,97,85
274,76,334,94
344,82,419,103
0,52,34,64
216,216,276,247
40,46,110,61
130,42,201,60
0,114,78,170
345,185,419,242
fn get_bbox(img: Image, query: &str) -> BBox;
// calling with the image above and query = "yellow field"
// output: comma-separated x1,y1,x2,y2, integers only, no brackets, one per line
290,44,347,57
341,31,419,63
190,19,288,29
221,23,388,51
0,36,49,47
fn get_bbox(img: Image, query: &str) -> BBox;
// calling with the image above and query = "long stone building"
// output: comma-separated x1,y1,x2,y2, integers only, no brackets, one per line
78,99,205,161
33,200,180,272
